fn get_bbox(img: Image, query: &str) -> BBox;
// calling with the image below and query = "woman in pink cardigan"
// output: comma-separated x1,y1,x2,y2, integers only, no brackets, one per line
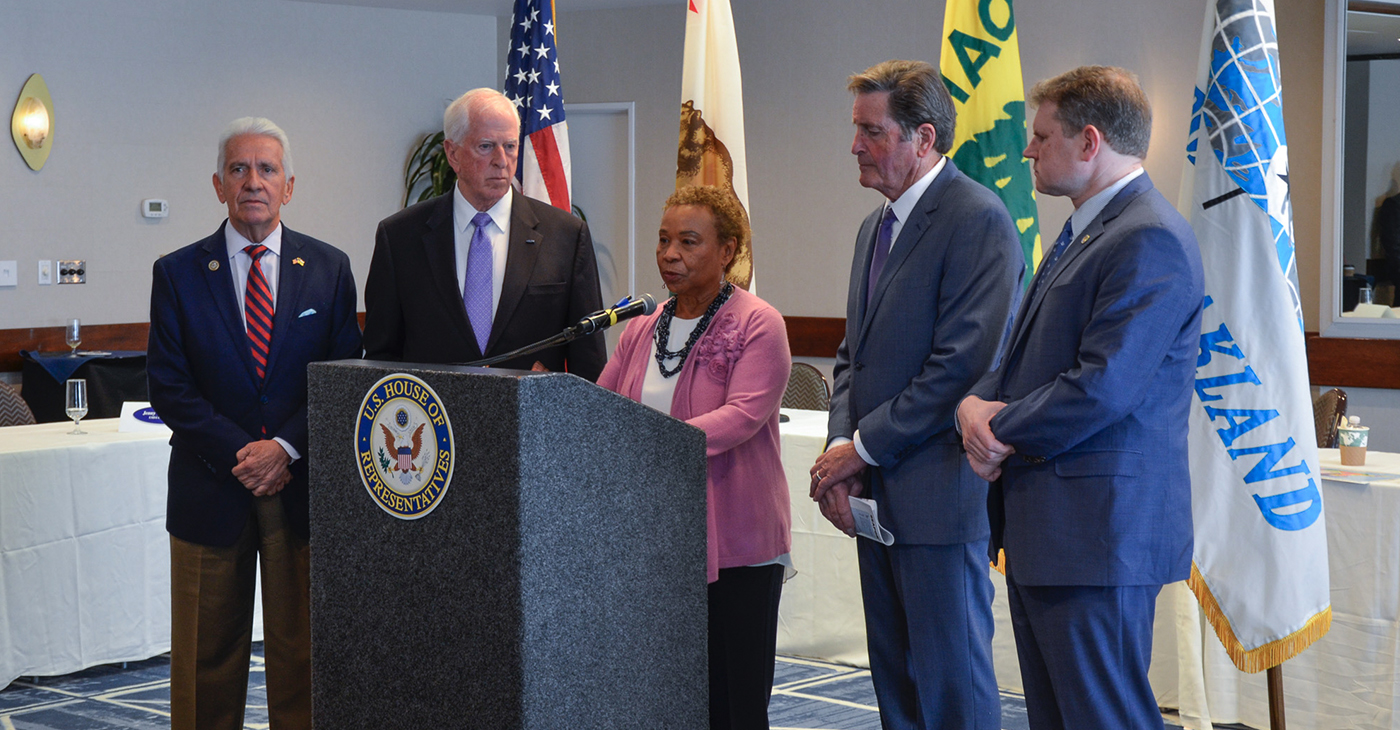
598,186,791,730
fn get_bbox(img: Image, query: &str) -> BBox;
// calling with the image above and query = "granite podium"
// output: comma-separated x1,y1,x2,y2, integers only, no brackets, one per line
306,360,708,728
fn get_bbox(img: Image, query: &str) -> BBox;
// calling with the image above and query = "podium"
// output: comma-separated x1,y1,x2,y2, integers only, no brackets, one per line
306,360,708,728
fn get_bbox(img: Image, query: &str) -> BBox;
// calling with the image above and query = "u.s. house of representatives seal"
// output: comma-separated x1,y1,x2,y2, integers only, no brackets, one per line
355,374,454,519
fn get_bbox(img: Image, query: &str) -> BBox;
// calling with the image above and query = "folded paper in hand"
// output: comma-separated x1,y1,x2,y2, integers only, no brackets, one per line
849,496,895,545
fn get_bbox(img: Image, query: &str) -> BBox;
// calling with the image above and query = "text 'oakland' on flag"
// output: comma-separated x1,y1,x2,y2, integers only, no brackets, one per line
1181,0,1330,675
939,0,1040,277
504,0,572,212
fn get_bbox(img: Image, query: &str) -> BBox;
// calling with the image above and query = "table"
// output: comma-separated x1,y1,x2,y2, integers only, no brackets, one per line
776,415,1400,730
20,350,148,423
0,419,263,688
1156,449,1400,730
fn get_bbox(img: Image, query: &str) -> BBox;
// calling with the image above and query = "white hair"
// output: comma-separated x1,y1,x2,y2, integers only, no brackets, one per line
216,117,293,180
443,88,520,144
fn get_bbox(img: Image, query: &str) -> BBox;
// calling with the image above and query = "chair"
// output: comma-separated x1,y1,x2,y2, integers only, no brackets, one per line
0,382,36,426
782,362,831,411
1313,387,1348,448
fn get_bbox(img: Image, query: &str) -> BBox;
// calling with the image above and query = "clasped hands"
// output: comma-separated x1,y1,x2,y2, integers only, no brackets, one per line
232,439,293,497
956,395,1014,481
809,442,867,537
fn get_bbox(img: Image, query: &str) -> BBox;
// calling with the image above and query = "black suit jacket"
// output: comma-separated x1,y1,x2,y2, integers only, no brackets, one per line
147,222,362,546
362,189,606,380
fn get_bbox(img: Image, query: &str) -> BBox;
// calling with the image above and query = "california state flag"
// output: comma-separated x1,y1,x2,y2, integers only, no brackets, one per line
678,0,752,289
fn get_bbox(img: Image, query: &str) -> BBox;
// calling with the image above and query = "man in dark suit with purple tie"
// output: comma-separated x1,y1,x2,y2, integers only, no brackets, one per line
959,66,1204,730
362,88,605,379
810,60,1023,730
147,118,361,730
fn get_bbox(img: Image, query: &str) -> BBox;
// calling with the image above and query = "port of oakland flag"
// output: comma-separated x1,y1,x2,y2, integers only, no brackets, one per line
677,0,752,289
504,0,572,212
939,0,1041,277
1181,0,1330,673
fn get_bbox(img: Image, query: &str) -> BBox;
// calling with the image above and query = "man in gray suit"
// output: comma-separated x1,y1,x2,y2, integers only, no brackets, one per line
810,59,1022,730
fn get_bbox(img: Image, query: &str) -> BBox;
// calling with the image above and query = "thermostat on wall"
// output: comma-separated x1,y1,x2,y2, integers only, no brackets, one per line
142,199,169,218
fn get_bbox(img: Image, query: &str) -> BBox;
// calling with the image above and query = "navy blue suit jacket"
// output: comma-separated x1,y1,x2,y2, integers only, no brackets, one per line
148,222,362,546
828,160,1023,545
969,173,1204,586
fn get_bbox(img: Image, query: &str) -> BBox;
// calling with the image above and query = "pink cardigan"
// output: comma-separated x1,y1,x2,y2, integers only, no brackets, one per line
598,287,792,583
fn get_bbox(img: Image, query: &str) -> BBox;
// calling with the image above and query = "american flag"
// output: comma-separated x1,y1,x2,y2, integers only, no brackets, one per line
503,0,572,212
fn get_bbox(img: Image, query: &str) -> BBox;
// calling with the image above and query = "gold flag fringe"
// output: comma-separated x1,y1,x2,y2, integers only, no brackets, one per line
1188,562,1332,674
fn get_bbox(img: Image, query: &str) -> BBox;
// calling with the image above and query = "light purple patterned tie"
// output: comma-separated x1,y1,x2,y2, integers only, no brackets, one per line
463,212,494,354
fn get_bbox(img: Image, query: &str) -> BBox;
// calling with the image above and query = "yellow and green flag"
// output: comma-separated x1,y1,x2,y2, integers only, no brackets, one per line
940,0,1040,276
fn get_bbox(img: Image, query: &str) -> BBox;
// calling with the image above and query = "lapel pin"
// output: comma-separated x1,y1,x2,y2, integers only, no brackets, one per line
208,260,220,271
526,239,536,245
293,257,305,266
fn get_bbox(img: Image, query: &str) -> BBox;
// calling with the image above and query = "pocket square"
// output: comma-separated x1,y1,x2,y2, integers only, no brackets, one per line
298,308,317,318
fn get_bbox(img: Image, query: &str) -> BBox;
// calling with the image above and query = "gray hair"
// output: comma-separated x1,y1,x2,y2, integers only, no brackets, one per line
443,88,521,144
848,60,957,155
216,117,293,180
1029,66,1152,159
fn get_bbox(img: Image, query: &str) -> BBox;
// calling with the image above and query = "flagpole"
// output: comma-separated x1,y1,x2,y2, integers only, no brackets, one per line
1268,665,1286,730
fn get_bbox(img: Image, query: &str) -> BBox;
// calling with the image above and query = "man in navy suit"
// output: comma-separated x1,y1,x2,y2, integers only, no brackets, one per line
147,118,361,730
810,60,1022,730
363,88,605,379
958,66,1204,730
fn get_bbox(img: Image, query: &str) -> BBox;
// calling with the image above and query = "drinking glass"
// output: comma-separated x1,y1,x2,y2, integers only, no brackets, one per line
65,378,88,435
65,318,81,356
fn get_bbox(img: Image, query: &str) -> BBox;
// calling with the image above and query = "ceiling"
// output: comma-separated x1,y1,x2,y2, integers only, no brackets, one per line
290,0,674,17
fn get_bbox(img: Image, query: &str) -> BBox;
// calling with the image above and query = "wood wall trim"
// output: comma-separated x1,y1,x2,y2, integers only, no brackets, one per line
2,319,1389,391
0,322,151,373
1306,333,1400,389
785,316,845,358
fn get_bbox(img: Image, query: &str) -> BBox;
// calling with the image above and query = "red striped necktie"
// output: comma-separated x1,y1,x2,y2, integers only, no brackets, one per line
243,244,275,382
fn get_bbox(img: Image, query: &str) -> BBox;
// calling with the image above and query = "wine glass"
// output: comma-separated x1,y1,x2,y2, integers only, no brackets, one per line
65,378,88,435
65,318,81,357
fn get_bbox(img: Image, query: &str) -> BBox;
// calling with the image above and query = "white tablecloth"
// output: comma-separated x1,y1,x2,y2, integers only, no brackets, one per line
1,419,174,686
776,413,1400,730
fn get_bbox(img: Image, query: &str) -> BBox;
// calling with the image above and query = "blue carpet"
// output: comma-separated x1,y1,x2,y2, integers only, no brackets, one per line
2,648,1212,729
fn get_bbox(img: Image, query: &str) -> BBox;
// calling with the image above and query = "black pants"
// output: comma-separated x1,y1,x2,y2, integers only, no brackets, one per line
708,564,785,730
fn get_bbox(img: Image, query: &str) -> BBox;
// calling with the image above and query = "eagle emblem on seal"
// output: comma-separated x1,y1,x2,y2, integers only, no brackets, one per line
380,422,426,485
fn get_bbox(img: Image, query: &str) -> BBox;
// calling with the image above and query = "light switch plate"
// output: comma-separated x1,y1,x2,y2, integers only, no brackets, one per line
57,259,85,284
0,260,16,287
38,259,51,285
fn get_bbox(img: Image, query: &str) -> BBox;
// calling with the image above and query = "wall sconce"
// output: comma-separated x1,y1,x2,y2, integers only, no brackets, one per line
11,74,54,171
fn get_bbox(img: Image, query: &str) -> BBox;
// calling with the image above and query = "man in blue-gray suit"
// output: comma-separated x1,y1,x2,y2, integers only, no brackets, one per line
810,59,1022,730
958,66,1204,730
148,118,361,730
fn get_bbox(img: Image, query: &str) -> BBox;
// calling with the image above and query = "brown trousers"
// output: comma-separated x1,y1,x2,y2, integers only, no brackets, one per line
170,495,312,730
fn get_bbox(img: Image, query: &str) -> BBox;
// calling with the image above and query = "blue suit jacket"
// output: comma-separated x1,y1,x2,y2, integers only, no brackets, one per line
147,222,362,546
969,173,1204,586
828,160,1023,545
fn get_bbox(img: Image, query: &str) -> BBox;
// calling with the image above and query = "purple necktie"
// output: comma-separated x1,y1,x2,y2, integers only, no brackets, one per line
866,206,898,307
463,212,494,354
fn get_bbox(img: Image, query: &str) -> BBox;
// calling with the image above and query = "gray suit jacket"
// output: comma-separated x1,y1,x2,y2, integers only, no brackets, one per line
828,159,1023,545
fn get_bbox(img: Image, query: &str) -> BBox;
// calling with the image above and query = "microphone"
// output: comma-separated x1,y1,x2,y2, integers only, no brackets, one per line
570,294,657,337
462,294,657,368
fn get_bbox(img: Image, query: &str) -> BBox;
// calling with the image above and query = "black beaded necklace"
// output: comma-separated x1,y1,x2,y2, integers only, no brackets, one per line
654,282,735,377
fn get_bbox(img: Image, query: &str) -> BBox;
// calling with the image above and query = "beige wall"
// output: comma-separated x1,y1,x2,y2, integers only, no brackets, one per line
0,0,498,331
0,0,1332,334
559,0,1328,330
